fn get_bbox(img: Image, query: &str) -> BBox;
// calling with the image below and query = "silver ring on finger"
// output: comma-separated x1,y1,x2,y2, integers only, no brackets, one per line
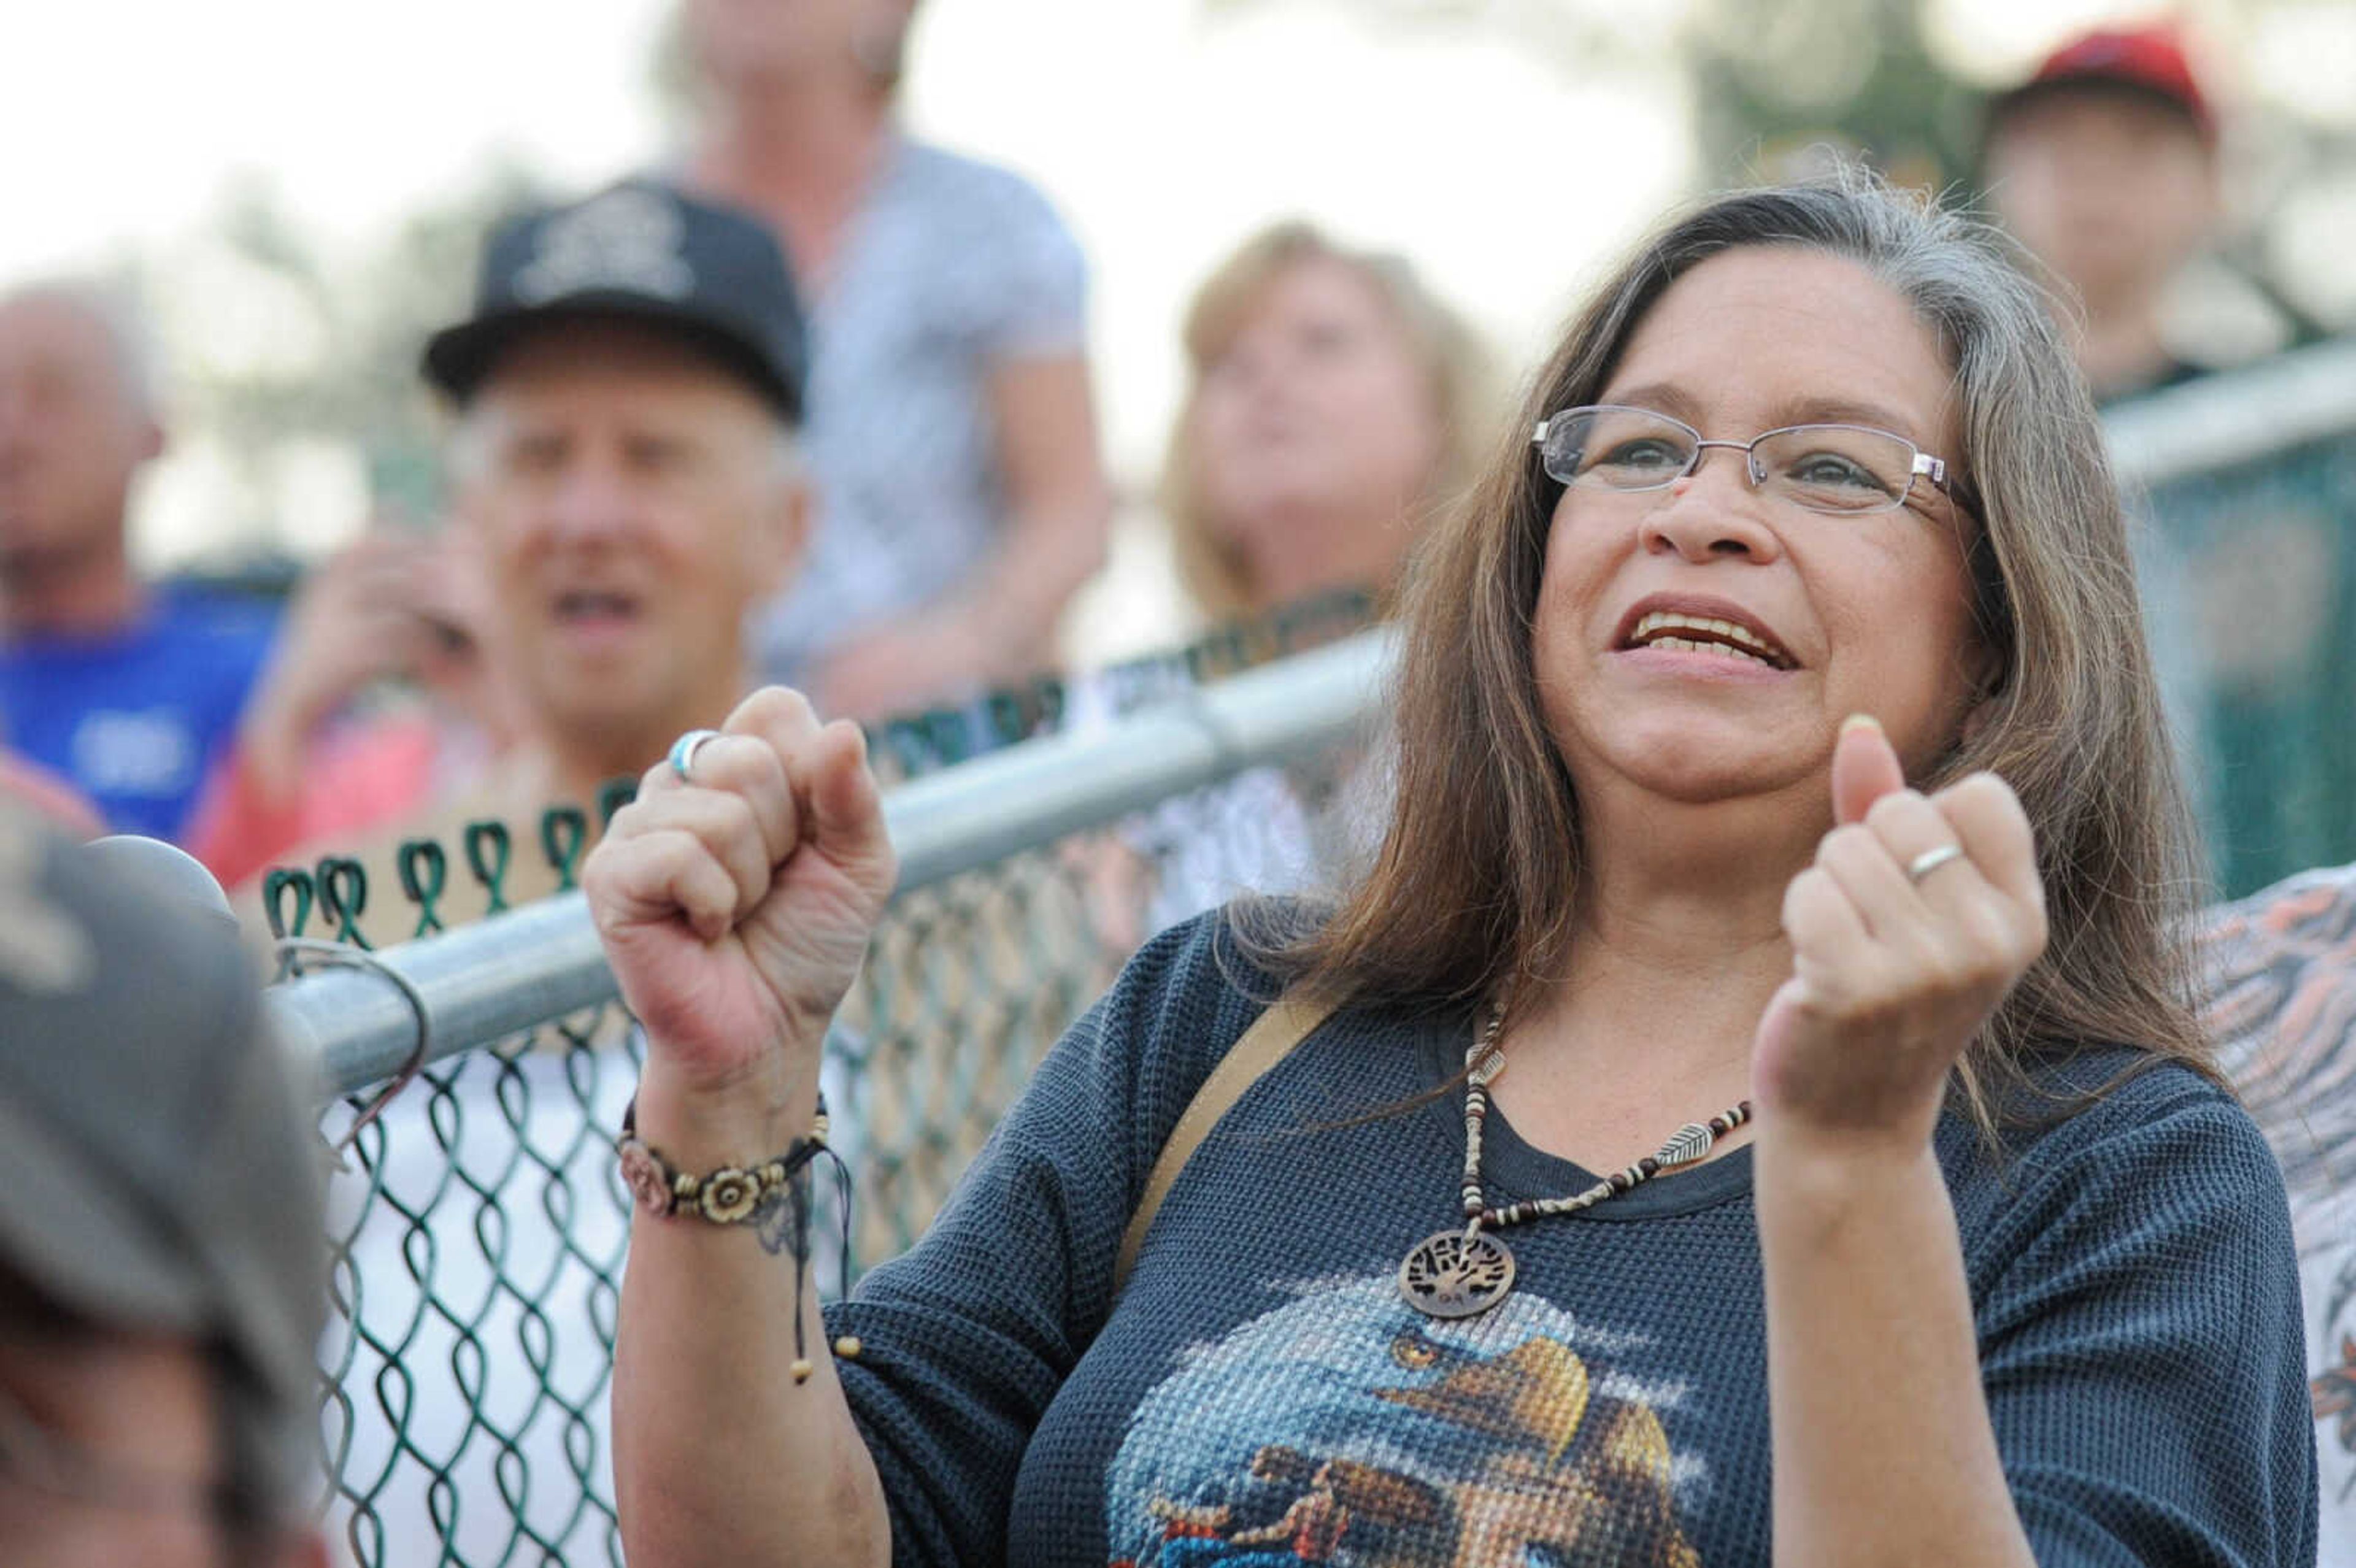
667,728,723,785
1905,843,1966,885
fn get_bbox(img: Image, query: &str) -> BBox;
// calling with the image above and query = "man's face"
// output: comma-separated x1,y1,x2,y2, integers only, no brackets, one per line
0,1282,231,1568
1984,85,2217,310
0,294,161,569
455,321,798,750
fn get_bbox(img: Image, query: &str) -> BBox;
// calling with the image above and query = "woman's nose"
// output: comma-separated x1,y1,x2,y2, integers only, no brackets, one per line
1637,452,1783,563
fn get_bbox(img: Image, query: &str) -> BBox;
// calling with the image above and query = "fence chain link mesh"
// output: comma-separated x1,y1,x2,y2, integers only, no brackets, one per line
279,606,1372,1565
2139,429,2356,896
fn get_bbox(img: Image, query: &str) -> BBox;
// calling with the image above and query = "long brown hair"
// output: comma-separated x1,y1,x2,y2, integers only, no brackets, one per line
1254,169,2211,1123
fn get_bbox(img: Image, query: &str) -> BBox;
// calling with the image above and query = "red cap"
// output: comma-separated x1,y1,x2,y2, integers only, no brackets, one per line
2013,22,2216,139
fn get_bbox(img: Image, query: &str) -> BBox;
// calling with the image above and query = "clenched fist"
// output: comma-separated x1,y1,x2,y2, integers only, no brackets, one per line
584,687,897,1144
1750,714,2048,1157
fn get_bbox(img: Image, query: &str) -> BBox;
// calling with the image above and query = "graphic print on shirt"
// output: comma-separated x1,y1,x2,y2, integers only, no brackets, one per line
1105,1276,1704,1567
2201,869,2356,1535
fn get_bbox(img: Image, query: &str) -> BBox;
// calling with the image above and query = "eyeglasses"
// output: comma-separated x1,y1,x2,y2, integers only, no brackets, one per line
1533,404,1957,517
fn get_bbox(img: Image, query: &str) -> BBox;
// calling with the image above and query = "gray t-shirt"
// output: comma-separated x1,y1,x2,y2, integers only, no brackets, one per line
755,138,1088,685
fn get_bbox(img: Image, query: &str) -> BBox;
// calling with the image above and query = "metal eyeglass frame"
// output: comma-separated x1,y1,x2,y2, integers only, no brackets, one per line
1532,404,1955,515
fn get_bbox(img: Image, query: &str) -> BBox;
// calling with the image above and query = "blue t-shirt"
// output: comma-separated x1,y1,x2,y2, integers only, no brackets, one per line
0,585,277,840
827,913,2317,1566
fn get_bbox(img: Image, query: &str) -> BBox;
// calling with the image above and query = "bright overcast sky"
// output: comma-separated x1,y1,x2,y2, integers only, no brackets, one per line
7,0,2316,648
9,0,2214,458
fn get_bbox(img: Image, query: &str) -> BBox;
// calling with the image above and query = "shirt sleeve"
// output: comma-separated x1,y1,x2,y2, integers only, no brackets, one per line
945,161,1088,363
1963,1071,2318,1567
823,910,1265,1567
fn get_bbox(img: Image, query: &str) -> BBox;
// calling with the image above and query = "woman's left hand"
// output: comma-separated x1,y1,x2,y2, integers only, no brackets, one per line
1750,715,2048,1157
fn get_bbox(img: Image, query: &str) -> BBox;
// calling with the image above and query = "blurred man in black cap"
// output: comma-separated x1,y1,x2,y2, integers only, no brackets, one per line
218,180,812,941
0,813,327,1565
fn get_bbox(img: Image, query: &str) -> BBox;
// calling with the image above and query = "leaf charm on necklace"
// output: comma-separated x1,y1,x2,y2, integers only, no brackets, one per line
1654,1120,1720,1170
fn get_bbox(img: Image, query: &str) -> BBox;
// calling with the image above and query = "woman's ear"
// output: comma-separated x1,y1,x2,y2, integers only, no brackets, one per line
1957,642,2004,744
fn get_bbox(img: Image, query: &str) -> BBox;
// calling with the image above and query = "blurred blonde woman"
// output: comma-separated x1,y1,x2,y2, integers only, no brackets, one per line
1161,221,1492,625
1072,226,1492,945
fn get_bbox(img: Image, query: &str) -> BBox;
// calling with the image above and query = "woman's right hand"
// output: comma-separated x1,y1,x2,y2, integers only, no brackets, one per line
583,687,898,1129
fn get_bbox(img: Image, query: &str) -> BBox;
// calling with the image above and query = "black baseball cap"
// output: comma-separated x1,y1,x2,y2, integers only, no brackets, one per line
0,822,325,1514
423,179,807,421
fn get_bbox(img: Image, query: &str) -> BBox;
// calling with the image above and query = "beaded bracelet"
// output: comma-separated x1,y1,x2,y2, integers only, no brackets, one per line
615,1097,833,1224
614,1093,858,1383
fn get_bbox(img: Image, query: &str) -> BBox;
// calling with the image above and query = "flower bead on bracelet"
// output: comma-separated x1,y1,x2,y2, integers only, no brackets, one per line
614,1099,830,1224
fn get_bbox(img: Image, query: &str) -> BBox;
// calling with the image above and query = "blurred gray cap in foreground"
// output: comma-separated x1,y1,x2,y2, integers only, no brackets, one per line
0,816,324,1510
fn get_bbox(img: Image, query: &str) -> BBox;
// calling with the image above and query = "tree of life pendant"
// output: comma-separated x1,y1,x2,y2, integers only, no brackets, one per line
1398,1229,1515,1319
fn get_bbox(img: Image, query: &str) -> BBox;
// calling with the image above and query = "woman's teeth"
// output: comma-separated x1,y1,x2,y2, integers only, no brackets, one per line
1643,634,1773,666
1628,610,1791,668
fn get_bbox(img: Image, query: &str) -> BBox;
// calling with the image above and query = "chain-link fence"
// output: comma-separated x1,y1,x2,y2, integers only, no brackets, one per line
261,340,2356,1566
266,625,1387,1566
2111,344,2356,897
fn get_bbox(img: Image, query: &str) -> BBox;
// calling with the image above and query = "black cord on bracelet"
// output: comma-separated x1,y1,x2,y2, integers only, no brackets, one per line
766,1135,858,1383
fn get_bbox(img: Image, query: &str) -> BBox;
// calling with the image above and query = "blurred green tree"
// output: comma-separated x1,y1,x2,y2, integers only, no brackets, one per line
152,166,545,583
1197,0,2352,334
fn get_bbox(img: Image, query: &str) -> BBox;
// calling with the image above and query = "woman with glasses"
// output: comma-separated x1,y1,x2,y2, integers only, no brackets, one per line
588,171,2314,1566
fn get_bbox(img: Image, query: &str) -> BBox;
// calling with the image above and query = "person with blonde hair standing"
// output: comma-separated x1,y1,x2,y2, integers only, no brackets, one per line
1072,223,1492,943
1161,221,1491,627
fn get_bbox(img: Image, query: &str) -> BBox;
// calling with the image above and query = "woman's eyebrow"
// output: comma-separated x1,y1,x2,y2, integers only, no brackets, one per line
1592,385,1936,446
1595,382,1703,422
1766,396,1925,439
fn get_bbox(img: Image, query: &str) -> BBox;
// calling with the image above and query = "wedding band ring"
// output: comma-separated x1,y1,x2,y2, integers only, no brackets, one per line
667,729,722,784
1906,844,1965,885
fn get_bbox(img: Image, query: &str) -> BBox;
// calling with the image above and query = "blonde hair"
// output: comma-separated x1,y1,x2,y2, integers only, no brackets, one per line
1252,169,2211,1129
1160,223,1491,621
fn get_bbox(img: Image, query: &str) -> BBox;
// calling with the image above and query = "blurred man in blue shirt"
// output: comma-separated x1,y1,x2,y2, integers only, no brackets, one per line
0,282,275,840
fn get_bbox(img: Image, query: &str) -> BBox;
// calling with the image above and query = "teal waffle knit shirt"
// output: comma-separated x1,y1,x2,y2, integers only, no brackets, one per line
824,912,2317,1566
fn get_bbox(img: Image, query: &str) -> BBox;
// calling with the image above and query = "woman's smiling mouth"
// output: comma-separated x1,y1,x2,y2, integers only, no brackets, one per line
1614,602,1798,671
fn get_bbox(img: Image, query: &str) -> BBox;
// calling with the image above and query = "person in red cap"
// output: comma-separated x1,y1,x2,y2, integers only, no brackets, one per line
1980,21,2222,402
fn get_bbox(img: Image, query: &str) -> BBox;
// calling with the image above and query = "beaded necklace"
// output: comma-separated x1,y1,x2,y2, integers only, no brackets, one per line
1398,1006,1754,1320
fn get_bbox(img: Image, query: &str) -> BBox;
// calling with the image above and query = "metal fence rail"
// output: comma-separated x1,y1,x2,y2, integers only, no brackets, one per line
2103,334,2356,490
269,626,1393,1096
274,337,2356,1565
